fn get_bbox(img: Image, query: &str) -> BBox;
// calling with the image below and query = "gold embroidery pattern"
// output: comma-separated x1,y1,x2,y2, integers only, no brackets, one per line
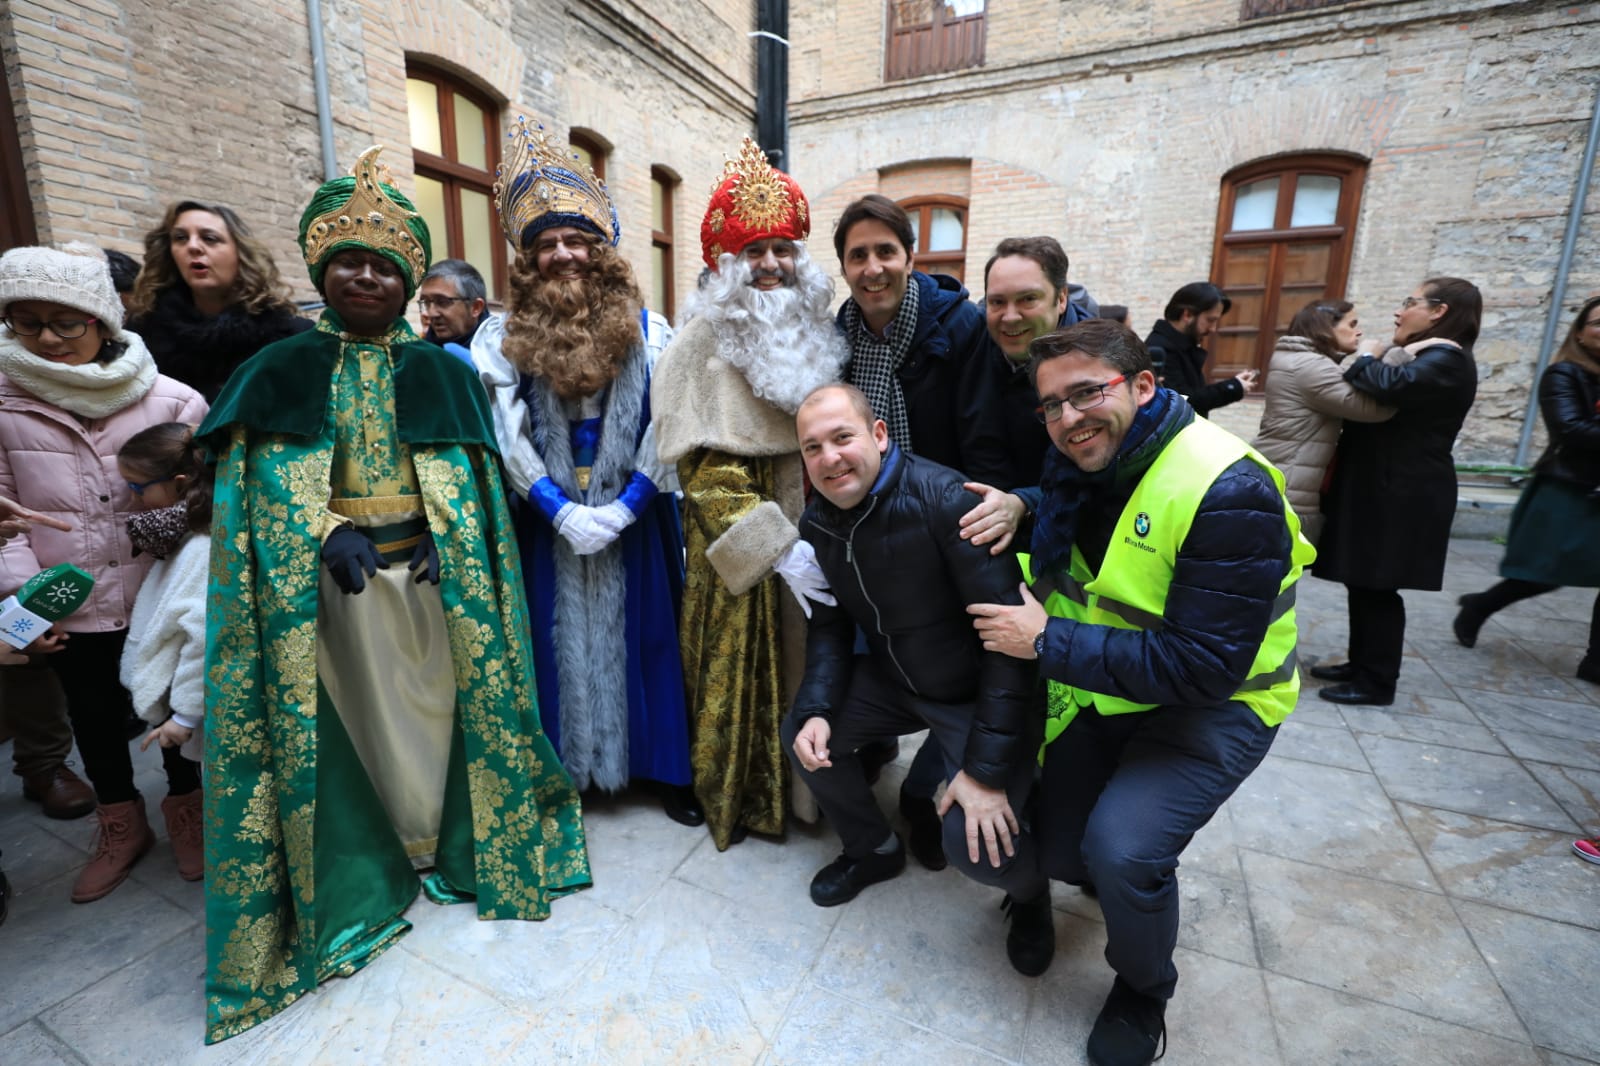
203,340,590,1045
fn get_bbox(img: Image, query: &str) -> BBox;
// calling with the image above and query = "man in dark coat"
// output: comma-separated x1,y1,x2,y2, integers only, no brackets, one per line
783,383,1055,978
969,320,1310,1066
832,194,1011,866
418,258,493,356
1144,281,1257,417
963,236,1094,491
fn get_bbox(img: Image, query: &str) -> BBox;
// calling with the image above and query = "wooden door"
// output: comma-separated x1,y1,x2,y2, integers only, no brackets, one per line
1210,156,1366,381
1,60,38,252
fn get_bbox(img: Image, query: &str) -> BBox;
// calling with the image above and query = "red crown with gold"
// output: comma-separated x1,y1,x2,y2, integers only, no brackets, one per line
701,138,809,270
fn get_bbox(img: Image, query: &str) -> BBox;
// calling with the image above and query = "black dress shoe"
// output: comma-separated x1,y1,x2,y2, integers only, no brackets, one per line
1001,887,1056,976
1454,593,1490,649
658,784,705,828
1087,977,1167,1066
1308,660,1357,683
898,789,947,871
1318,682,1394,706
809,838,906,907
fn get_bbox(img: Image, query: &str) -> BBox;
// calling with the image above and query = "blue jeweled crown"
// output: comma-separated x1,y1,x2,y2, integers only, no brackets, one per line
493,115,621,249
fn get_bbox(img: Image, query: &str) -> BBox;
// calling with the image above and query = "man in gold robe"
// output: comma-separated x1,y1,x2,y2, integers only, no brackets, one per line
651,140,849,849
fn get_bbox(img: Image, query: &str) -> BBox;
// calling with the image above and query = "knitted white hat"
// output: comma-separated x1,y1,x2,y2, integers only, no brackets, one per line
0,243,125,335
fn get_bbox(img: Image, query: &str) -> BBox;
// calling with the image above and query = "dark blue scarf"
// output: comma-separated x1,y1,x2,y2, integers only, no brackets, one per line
1029,386,1192,576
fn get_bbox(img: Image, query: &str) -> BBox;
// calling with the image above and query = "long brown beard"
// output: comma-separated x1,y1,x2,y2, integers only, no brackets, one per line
502,244,644,400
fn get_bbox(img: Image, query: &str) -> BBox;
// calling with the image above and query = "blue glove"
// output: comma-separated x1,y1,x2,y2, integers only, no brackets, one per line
322,526,388,595
408,531,440,585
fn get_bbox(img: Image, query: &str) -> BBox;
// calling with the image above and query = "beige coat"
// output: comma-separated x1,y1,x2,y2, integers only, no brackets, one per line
1251,337,1393,543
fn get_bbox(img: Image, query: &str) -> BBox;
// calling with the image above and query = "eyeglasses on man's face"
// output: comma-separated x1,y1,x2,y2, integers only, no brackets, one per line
1399,296,1442,310
2,314,96,339
1035,374,1128,423
416,295,469,311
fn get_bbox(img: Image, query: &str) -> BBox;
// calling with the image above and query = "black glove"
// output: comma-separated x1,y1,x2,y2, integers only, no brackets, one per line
321,526,388,594
408,531,440,585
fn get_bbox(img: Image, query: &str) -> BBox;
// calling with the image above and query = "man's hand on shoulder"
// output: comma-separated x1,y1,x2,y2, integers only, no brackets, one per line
957,482,1024,555
968,582,1047,659
937,771,1018,868
792,716,833,771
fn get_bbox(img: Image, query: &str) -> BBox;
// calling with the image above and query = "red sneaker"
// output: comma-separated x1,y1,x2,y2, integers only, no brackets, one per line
1573,837,1600,865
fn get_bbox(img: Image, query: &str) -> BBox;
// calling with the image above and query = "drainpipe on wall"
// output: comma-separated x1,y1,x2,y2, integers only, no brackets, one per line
1515,76,1600,467
306,0,339,182
753,0,789,169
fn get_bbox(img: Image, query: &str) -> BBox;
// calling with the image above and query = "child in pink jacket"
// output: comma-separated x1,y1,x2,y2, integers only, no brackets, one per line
0,245,208,903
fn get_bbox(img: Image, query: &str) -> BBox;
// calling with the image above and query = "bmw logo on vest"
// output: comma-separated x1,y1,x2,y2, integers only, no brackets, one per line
1133,512,1151,538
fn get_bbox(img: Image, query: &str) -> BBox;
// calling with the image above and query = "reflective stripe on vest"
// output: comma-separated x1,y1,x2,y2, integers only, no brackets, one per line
1026,417,1317,751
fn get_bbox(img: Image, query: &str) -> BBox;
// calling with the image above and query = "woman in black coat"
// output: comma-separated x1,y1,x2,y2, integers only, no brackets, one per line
1310,276,1481,705
126,201,311,402
1454,295,1600,682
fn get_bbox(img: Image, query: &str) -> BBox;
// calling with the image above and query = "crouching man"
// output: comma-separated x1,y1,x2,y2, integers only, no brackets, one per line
782,383,1054,976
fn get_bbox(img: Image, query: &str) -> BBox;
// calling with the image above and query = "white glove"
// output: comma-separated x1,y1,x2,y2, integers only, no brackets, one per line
774,540,837,618
591,500,637,537
557,505,622,556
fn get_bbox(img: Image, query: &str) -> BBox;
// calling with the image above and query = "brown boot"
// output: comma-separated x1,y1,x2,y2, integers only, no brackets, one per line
161,789,204,882
71,798,155,903
23,764,97,820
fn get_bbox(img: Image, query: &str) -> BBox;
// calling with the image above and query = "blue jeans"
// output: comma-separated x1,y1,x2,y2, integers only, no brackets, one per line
1038,700,1276,1000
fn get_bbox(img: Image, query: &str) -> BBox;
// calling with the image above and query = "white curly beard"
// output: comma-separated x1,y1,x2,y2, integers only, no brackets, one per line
680,243,849,414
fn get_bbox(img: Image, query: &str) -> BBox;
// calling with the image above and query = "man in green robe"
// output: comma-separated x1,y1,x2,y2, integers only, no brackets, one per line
199,146,590,1044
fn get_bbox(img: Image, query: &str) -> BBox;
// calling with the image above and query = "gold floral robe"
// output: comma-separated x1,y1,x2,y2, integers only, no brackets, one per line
200,314,590,1043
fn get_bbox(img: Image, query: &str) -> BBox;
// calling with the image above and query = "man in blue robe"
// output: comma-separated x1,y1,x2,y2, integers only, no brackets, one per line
470,117,698,825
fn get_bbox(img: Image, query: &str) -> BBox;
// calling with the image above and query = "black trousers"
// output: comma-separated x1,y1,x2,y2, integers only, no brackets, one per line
45,630,199,805
1346,586,1406,695
1472,580,1600,655
783,655,1046,900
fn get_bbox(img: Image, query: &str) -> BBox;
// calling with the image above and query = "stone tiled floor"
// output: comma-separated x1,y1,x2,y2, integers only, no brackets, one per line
3,537,1599,1064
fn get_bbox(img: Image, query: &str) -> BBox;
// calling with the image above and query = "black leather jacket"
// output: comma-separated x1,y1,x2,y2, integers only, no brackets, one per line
792,446,1035,787
1533,361,1600,489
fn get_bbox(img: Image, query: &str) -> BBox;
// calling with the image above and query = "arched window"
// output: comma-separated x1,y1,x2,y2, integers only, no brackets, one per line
1210,153,1367,380
650,166,678,319
569,130,609,183
900,195,968,283
405,65,505,299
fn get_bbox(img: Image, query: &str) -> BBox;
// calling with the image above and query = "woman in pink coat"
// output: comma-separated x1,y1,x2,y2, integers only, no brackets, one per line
0,244,208,902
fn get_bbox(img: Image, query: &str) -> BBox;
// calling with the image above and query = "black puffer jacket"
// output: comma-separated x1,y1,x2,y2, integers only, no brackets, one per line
1532,361,1600,488
793,446,1034,787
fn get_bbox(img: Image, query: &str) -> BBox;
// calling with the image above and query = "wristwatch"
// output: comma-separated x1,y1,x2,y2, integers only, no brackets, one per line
1032,626,1048,660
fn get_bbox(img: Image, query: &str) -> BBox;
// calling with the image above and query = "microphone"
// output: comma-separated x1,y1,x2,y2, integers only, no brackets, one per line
0,563,96,650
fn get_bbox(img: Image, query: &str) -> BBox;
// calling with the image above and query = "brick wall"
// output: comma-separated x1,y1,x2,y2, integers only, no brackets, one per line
2,0,756,317
791,1,1600,462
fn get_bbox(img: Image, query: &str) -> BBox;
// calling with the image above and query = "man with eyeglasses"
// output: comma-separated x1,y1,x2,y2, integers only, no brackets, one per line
417,258,492,355
967,319,1313,1066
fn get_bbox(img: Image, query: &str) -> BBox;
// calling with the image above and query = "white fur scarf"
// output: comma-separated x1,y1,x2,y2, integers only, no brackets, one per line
0,331,158,418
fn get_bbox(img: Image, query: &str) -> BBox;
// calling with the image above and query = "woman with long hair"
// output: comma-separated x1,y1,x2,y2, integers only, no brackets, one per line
127,201,310,400
1454,296,1600,682
1251,299,1394,543
1310,277,1481,705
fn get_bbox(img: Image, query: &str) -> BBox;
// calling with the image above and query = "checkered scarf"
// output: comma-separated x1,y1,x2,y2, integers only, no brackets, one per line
842,278,920,453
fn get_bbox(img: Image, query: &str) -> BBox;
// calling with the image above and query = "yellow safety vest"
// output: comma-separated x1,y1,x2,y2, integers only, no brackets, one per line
1022,417,1316,752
